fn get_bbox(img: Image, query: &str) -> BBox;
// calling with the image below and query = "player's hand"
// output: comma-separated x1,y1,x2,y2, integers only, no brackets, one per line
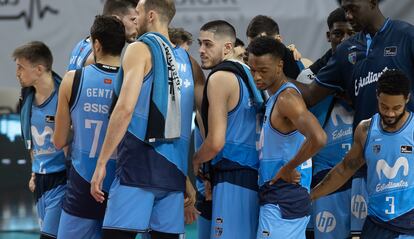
269,165,301,185
184,204,200,224
192,156,202,176
90,163,106,203
287,44,302,61
184,196,200,224
28,173,35,192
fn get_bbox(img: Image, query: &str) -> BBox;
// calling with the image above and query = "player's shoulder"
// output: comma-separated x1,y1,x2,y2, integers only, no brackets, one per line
209,70,237,84
389,19,414,38
126,41,150,56
355,118,372,138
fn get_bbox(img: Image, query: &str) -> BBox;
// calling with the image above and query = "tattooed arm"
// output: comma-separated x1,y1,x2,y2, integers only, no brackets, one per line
310,119,371,200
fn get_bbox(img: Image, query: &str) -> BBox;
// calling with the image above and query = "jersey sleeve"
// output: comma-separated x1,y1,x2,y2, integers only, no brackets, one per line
314,46,346,92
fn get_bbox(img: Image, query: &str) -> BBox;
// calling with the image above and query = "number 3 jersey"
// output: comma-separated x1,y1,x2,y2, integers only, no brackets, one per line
70,63,119,192
364,112,414,232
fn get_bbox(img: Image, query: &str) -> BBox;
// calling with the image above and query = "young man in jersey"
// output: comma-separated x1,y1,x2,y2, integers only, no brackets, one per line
247,36,327,239
90,0,204,238
14,41,66,239
53,15,125,239
296,8,356,239
194,20,263,239
67,0,138,71
312,69,414,239
293,1,414,235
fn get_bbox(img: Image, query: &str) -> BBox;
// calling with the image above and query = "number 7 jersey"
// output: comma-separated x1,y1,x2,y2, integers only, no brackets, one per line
70,63,119,192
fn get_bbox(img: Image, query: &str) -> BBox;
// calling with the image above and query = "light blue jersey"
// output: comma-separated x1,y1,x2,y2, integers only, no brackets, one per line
116,46,194,192
31,90,66,174
364,113,414,227
67,37,92,71
103,46,194,234
313,100,354,175
257,82,311,239
70,63,118,192
258,82,312,190
211,75,260,170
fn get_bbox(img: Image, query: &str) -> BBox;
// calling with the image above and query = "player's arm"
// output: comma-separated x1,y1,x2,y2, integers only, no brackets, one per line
270,88,327,184
189,55,205,113
91,42,150,202
290,80,334,107
311,120,369,200
28,150,35,192
53,71,74,149
192,71,235,173
184,177,200,224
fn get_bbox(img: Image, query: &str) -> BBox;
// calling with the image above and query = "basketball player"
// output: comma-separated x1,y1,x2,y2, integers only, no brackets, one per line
293,1,414,235
90,0,204,238
194,20,262,239
15,41,66,239
247,36,326,239
312,69,414,239
297,8,356,239
67,0,138,71
53,15,125,239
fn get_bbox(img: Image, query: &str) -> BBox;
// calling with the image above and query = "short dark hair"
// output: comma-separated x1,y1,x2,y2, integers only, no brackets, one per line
90,15,126,56
169,27,193,46
235,38,244,47
377,69,411,98
246,15,279,39
200,20,236,44
144,0,175,24
12,41,53,71
102,0,138,16
327,7,347,29
247,36,286,60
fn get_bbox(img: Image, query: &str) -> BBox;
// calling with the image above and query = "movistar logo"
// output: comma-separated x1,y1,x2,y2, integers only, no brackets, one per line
31,126,53,146
331,104,353,127
354,67,388,96
376,157,409,180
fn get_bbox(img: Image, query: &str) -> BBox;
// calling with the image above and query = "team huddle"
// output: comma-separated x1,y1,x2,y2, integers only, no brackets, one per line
13,0,414,239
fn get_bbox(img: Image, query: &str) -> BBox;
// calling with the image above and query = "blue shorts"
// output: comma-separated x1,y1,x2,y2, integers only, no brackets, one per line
35,172,66,238
211,181,259,239
311,188,351,239
103,177,184,234
57,210,102,239
197,215,211,239
351,177,368,234
257,204,309,239
361,217,414,239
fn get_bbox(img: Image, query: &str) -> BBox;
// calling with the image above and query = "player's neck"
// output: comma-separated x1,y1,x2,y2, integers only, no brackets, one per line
381,111,410,133
148,24,171,45
95,55,120,68
33,72,54,105
268,75,288,95
366,12,386,36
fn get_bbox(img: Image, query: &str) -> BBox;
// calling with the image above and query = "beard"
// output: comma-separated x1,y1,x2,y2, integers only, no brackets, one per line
136,24,148,39
380,107,407,128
